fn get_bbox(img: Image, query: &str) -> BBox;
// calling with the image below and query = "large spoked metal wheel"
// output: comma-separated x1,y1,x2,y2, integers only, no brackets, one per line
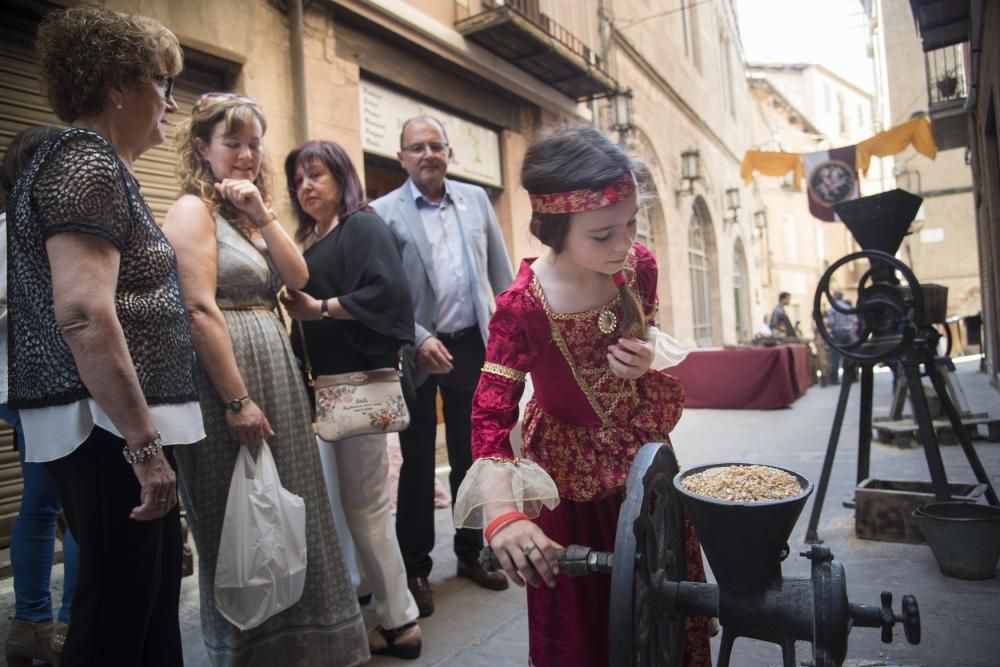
609,443,686,667
812,249,924,364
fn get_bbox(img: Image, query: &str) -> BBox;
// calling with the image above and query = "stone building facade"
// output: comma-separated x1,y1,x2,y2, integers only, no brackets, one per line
869,0,981,325
1,0,852,539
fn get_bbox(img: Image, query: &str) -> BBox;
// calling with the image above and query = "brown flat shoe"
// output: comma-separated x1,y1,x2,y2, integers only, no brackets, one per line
369,622,422,660
457,559,510,591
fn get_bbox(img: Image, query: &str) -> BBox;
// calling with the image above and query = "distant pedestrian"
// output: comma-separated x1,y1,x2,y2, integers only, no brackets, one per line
826,291,857,384
770,291,797,337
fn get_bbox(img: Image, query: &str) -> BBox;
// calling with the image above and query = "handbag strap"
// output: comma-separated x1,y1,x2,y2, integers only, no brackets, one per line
295,320,315,389
296,318,405,388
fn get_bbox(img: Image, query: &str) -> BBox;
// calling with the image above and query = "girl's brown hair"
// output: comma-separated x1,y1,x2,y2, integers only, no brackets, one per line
175,93,273,237
521,125,647,339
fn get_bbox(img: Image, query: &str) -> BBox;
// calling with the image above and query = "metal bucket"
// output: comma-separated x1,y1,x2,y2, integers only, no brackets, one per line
912,502,1000,580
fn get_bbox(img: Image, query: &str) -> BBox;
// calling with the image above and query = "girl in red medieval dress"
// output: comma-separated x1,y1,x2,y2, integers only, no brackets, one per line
453,125,712,667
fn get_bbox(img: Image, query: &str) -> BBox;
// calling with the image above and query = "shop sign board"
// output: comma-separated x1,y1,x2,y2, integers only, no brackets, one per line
360,80,503,188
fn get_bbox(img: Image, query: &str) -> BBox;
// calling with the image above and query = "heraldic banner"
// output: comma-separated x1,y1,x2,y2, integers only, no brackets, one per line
802,145,859,222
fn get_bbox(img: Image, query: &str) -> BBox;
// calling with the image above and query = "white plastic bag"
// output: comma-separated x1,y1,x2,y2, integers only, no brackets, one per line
214,441,307,630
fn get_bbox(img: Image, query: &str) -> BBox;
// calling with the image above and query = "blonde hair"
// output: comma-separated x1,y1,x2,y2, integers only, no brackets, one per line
175,93,273,236
38,5,183,123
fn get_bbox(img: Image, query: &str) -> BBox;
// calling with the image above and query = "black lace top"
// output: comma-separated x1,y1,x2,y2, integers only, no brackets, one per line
6,128,198,409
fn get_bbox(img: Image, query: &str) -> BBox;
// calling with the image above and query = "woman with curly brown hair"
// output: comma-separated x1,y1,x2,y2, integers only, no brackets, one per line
163,94,368,666
6,6,204,666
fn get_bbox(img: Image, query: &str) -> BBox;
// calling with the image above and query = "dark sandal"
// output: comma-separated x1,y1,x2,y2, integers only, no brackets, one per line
370,622,422,660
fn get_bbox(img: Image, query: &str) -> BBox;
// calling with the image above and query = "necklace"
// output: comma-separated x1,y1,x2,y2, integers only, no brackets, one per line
597,307,617,334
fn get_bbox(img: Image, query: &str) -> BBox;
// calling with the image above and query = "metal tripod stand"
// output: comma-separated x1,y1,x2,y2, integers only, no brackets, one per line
804,250,998,544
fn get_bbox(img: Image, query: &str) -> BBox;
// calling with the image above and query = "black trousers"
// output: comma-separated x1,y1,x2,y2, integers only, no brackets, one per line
45,427,183,667
396,329,485,577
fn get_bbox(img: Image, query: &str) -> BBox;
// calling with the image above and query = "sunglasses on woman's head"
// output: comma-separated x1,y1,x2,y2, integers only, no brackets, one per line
197,92,259,107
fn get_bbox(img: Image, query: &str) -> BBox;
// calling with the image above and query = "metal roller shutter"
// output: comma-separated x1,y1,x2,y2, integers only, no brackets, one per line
0,9,233,548
0,39,201,224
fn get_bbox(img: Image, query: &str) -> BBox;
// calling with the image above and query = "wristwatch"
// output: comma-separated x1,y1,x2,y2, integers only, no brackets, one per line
227,395,250,412
321,298,331,319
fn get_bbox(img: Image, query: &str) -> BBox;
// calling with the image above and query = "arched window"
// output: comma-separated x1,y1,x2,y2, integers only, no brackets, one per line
733,241,752,342
689,212,713,345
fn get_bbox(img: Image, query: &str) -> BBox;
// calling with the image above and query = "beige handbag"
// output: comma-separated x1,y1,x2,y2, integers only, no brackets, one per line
297,321,410,442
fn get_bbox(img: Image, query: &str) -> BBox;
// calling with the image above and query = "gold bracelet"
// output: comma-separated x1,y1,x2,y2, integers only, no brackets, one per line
253,207,277,228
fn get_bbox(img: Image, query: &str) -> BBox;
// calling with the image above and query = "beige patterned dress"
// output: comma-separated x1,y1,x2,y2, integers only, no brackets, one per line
174,217,368,666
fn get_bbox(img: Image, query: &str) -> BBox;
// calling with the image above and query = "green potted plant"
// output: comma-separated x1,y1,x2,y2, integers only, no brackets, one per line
936,68,959,99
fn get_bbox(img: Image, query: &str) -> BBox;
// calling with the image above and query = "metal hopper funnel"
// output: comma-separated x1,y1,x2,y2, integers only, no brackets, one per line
673,464,813,592
832,188,923,255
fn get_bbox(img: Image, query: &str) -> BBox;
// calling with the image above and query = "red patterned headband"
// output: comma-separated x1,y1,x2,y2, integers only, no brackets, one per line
528,172,636,215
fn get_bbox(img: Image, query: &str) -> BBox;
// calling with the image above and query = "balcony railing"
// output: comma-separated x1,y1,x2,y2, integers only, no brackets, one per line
924,42,968,150
456,0,615,100
925,43,966,106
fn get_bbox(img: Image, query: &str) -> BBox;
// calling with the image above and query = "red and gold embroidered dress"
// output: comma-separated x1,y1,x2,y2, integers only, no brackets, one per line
456,243,712,667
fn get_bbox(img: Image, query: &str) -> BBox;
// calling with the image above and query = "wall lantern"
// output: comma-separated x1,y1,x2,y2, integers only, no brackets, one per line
753,209,768,238
723,187,741,230
675,148,701,196
611,89,634,134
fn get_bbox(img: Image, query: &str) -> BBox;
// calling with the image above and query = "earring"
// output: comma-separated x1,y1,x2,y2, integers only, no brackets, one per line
116,103,122,110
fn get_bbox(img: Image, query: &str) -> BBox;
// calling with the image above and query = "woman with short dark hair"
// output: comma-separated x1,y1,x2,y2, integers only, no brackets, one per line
281,140,422,659
6,6,204,666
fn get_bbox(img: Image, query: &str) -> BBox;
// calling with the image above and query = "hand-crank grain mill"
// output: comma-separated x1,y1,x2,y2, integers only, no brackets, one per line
805,189,998,543
484,443,921,667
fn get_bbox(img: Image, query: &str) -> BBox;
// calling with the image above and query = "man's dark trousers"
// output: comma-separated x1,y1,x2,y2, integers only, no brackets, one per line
829,329,853,383
396,326,485,577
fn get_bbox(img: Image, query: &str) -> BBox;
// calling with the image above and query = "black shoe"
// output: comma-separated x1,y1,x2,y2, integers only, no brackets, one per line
457,559,510,591
407,576,434,617
369,621,422,660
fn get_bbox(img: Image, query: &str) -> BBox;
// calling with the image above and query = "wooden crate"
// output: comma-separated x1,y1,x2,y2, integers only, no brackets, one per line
855,478,988,544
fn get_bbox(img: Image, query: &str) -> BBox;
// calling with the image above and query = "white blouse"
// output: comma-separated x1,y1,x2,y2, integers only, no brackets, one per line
20,399,205,463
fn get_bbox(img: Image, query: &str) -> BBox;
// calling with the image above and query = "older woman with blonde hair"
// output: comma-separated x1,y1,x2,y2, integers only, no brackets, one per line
163,93,368,665
6,6,204,666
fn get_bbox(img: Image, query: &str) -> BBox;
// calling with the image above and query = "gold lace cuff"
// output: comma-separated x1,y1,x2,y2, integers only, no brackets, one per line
482,362,526,383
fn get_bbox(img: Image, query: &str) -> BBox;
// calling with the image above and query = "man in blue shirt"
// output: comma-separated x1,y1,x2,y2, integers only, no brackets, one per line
372,116,514,617
826,291,857,384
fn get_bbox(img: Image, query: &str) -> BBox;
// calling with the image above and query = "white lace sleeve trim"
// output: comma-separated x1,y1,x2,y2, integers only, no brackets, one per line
453,458,560,529
649,325,690,370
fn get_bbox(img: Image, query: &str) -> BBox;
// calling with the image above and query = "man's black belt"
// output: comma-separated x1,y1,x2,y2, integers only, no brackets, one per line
437,325,478,341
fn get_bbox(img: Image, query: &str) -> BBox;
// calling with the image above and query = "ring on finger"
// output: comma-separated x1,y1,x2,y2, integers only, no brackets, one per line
521,544,536,557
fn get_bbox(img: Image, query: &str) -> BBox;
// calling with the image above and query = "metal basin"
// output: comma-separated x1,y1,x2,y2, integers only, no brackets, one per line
912,502,1000,580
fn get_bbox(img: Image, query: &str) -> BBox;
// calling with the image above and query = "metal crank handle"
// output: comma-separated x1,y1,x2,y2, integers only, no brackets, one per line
849,591,921,645
479,544,613,576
